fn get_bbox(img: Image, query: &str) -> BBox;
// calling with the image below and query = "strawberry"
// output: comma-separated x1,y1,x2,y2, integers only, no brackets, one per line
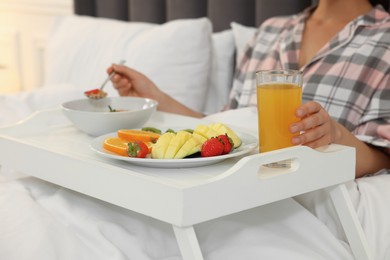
201,137,224,157
84,88,98,94
127,141,149,158
84,88,107,99
218,134,233,154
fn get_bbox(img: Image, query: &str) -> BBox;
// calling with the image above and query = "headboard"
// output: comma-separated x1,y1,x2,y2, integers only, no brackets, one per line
73,0,390,32
73,0,313,32
74,0,390,32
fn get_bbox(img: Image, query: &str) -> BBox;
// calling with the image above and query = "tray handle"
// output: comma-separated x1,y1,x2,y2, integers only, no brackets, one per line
195,144,356,201
224,144,354,179
181,144,355,226
0,108,64,136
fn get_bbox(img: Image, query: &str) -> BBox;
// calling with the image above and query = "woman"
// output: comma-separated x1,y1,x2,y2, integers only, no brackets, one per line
108,0,390,178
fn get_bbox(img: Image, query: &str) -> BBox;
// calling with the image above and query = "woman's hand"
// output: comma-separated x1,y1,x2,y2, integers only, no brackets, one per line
289,101,341,148
290,102,390,177
107,63,204,118
107,64,163,101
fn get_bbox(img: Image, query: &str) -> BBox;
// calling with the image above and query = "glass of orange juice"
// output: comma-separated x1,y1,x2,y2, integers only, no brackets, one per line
256,70,302,167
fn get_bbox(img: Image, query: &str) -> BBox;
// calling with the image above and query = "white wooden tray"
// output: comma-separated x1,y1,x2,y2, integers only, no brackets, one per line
0,108,372,260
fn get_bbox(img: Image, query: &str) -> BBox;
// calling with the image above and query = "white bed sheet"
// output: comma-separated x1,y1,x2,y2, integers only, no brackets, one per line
0,173,354,260
0,91,389,260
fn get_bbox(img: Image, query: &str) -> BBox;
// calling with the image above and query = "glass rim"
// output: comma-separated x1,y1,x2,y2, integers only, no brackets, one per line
256,69,302,76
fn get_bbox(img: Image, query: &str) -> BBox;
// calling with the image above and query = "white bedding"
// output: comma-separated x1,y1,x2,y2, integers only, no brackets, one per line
1,15,390,260
0,170,355,260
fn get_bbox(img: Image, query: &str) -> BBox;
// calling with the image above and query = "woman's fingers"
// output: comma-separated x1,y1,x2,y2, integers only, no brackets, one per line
107,64,160,100
290,102,326,132
292,123,332,147
290,101,335,148
112,64,146,79
108,65,140,96
291,111,327,132
295,101,322,118
111,73,126,85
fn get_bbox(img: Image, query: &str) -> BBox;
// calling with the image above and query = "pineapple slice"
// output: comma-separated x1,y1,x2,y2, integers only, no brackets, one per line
151,132,175,159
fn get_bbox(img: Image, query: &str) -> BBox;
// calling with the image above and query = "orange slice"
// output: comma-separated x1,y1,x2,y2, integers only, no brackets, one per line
103,137,129,156
117,129,160,143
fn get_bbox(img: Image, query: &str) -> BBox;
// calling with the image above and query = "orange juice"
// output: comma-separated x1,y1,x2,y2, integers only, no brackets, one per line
257,83,302,153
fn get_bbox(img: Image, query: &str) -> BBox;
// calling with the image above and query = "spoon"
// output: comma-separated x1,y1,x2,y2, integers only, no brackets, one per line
84,59,126,99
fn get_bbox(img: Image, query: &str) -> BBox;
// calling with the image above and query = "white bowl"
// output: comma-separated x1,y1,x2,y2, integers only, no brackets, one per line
61,97,158,136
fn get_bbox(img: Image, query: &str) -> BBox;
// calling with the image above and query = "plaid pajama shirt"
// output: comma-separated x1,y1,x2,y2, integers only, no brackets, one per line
229,5,390,153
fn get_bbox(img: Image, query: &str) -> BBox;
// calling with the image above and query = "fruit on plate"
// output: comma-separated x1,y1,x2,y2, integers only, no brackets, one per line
141,126,162,134
217,134,234,154
193,125,219,139
200,134,234,157
174,133,203,159
150,123,241,159
103,137,129,156
151,130,204,159
209,123,241,148
151,132,175,159
117,129,160,143
103,137,152,157
102,122,241,159
164,130,193,159
201,137,225,157
127,141,149,158
194,123,241,148
192,132,207,143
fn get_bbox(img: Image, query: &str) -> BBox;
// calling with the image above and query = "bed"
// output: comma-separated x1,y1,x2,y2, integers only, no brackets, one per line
0,0,390,259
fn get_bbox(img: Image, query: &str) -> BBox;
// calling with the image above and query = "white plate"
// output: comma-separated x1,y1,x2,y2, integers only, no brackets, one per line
90,131,258,168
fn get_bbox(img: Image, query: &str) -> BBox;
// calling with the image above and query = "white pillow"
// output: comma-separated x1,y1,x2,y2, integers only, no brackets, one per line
230,22,257,66
44,16,212,112
204,29,235,114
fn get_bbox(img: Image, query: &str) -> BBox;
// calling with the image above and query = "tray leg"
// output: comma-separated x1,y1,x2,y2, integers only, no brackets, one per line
172,225,204,260
327,184,373,260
